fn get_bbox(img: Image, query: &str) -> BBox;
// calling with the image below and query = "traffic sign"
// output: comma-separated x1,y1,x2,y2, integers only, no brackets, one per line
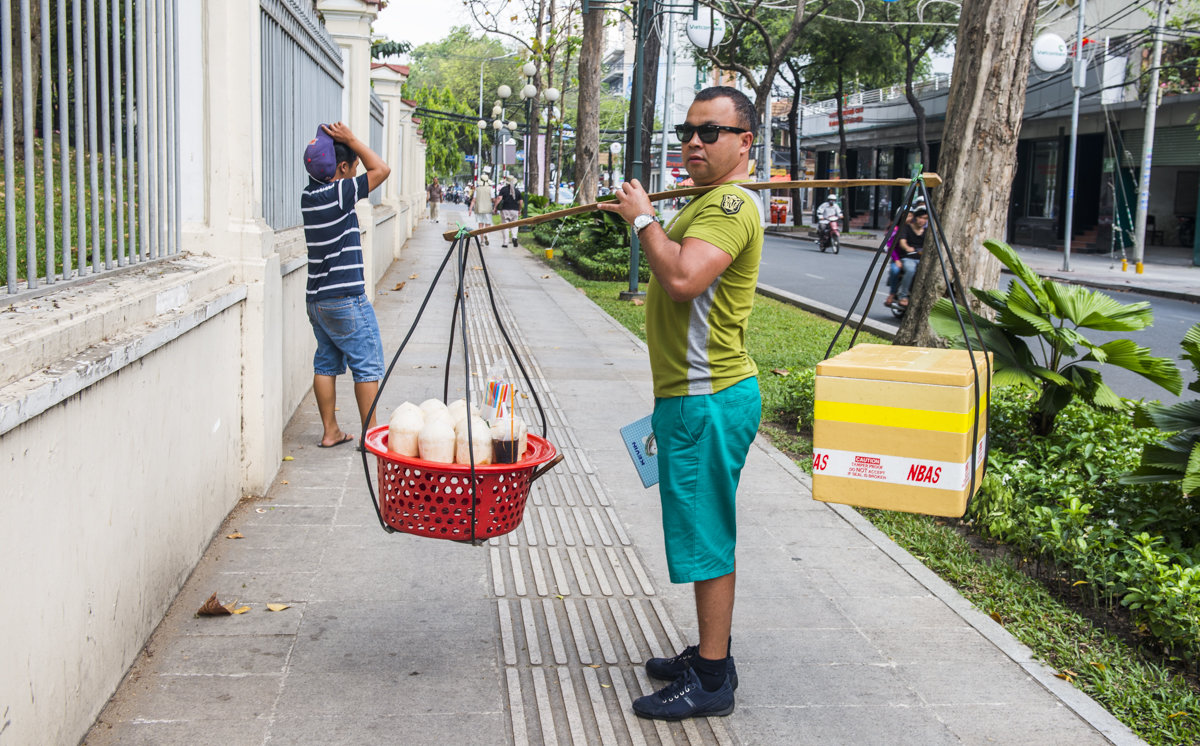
671,167,681,178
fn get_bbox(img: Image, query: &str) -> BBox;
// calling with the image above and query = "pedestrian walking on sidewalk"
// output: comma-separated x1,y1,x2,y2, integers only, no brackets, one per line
600,86,762,721
301,122,390,448
497,175,523,247
469,177,495,246
426,177,443,222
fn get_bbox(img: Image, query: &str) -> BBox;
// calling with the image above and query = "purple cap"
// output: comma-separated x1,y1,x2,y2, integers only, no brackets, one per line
303,125,337,182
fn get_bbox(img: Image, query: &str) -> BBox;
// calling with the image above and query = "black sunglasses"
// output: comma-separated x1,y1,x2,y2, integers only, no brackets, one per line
674,123,748,144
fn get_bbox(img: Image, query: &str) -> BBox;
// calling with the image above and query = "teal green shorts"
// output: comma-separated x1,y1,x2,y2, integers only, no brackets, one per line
652,377,761,584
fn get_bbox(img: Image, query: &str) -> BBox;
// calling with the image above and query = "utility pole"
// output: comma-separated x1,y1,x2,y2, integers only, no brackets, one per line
620,0,648,300
1132,0,1168,274
659,11,675,193
1062,0,1086,272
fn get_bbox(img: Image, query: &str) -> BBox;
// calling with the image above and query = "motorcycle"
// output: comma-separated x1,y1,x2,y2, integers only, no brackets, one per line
818,217,841,254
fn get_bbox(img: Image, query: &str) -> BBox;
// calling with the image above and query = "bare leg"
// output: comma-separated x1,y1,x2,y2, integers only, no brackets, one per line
313,374,348,446
354,380,380,432
695,569,736,660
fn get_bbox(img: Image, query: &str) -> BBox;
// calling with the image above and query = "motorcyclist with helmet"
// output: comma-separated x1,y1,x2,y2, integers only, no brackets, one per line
814,192,843,251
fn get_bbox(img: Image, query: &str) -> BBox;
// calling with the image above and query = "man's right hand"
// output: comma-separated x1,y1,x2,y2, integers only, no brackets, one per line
322,122,356,144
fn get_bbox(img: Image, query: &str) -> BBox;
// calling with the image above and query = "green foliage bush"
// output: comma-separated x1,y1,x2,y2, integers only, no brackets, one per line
531,210,649,282
973,387,1200,661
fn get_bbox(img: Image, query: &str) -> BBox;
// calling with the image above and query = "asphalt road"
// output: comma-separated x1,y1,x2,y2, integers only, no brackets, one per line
761,232,1196,405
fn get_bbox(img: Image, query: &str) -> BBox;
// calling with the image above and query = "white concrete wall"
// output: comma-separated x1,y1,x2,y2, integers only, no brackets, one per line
0,2,428,743
0,257,246,746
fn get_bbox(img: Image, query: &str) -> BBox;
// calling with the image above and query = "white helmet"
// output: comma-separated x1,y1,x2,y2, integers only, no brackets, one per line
826,193,837,202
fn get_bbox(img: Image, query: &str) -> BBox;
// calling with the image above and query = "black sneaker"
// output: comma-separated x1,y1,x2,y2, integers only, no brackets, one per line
632,667,735,721
513,237,519,247
646,645,738,690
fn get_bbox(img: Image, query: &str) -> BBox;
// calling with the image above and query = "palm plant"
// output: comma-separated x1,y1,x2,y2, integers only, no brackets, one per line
1123,323,1200,496
929,239,1182,435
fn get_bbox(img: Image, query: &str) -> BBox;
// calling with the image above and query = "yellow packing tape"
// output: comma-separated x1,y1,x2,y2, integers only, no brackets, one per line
814,399,987,434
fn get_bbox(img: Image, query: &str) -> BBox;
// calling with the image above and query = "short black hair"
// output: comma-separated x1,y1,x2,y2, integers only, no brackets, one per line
693,86,757,139
333,141,355,168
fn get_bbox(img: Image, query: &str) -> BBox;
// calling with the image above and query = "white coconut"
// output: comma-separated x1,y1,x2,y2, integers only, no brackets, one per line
455,416,493,465
418,398,449,419
387,408,425,457
417,418,456,463
394,401,423,421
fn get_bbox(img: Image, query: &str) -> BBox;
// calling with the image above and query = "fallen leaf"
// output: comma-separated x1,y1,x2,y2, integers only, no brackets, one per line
222,600,240,613
1072,580,1088,586
472,265,482,270
601,683,611,688
542,274,551,279
392,281,406,291
588,664,601,669
631,298,644,306
1167,711,1188,719
231,605,251,614
197,592,232,616
266,603,290,612
256,508,266,514
280,480,289,485
989,611,1003,624
771,368,790,376
282,456,294,461
1088,661,1106,670
226,532,244,540
555,595,563,599
409,273,418,279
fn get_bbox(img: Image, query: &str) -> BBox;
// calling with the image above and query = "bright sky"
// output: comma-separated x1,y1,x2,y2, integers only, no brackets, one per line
374,0,476,53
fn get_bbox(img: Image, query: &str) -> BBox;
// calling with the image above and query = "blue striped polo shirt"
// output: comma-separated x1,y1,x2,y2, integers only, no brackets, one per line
301,173,370,301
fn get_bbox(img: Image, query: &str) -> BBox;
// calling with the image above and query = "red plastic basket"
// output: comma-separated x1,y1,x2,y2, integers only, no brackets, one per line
362,425,560,541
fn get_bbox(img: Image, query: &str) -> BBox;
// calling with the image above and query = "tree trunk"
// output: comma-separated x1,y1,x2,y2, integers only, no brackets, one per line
895,0,1039,346
835,70,846,179
573,3,603,204
527,0,546,198
904,59,930,166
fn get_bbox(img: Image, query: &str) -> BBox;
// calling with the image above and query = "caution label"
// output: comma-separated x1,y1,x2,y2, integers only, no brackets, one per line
812,438,986,491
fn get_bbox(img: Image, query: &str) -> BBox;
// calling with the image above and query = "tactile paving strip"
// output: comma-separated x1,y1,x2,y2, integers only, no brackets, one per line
459,261,734,745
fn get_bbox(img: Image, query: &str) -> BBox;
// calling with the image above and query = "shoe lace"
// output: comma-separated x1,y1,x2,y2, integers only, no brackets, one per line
659,675,697,703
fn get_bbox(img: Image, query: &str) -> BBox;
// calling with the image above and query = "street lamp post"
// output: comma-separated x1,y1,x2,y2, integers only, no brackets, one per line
485,64,559,221
478,52,517,188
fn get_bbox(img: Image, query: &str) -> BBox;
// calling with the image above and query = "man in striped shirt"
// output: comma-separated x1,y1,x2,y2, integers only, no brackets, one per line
301,122,391,448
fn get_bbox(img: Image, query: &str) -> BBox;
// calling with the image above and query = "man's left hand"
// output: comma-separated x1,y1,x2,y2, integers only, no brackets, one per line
598,179,653,225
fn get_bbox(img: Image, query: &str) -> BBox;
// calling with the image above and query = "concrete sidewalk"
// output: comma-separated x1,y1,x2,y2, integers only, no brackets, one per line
770,225,1200,303
86,209,1141,745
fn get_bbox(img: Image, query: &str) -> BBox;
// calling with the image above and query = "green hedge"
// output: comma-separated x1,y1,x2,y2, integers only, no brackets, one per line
531,210,649,282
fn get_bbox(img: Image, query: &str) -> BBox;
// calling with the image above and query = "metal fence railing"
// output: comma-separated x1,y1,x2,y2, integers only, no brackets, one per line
2,0,180,296
369,90,383,206
801,73,951,117
260,0,343,230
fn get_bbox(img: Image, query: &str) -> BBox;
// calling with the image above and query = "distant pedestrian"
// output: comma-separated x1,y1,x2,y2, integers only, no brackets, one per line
300,122,390,448
497,175,523,247
426,177,444,222
470,177,495,246
599,86,762,721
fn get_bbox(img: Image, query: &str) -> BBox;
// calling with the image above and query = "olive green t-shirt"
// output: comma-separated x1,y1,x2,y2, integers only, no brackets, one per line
646,183,762,398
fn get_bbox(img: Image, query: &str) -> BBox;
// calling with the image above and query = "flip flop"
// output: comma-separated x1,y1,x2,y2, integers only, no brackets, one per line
318,433,354,448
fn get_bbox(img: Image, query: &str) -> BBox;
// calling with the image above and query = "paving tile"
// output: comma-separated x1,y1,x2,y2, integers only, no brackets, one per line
97,672,281,723
831,595,968,630
83,718,270,746
734,662,922,708
152,634,295,675
265,713,507,745
932,703,1107,744
735,704,960,746
897,661,1067,707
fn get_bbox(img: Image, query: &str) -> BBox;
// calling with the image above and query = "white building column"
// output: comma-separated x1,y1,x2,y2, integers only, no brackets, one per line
318,0,380,296
370,63,409,252
179,0,281,496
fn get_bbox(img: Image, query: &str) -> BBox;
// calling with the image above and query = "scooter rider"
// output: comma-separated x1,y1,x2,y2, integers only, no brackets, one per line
815,193,843,245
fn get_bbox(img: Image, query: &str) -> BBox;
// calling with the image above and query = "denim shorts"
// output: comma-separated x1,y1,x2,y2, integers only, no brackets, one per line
306,293,385,383
651,377,761,584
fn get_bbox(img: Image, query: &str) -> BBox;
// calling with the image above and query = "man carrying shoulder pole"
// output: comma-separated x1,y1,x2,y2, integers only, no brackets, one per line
600,86,763,721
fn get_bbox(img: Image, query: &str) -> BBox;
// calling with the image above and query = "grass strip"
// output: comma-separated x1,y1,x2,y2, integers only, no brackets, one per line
531,246,1200,744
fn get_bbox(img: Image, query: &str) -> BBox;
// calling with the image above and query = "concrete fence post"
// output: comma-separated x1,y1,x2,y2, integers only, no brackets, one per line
371,63,410,253
179,0,282,497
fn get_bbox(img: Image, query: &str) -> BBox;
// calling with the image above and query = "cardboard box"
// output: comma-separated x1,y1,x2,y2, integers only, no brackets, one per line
812,344,991,517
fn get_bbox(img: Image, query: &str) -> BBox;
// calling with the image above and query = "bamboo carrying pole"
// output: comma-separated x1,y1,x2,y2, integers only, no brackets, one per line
443,174,943,242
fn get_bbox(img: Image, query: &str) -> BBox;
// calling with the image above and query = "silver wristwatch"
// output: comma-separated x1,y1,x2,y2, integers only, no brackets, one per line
633,213,658,233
